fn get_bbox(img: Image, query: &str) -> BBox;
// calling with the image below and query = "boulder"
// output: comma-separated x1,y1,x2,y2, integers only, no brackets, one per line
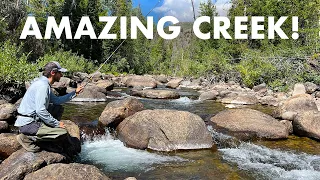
73,72,89,81
292,83,306,96
293,111,320,140
273,94,318,120
199,90,219,101
52,77,71,89
154,75,168,83
0,99,7,105
131,89,180,99
125,76,157,88
259,96,279,106
117,109,213,151
210,109,289,140
166,78,183,89
304,82,318,94
95,80,114,91
0,121,9,132
0,103,15,121
0,133,22,158
253,83,267,92
112,76,127,87
0,149,67,180
90,72,103,82
24,163,110,180
73,84,106,101
99,98,144,127
221,94,259,105
280,120,293,134
61,120,81,154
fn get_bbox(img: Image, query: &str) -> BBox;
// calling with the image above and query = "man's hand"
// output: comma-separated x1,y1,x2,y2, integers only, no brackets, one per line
76,85,84,95
59,121,65,128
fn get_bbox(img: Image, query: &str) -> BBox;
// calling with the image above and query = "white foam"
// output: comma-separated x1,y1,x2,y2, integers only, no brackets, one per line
219,142,320,180
80,130,186,172
171,97,198,104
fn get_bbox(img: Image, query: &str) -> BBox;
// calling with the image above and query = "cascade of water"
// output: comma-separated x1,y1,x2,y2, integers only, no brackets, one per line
208,126,320,179
79,129,186,172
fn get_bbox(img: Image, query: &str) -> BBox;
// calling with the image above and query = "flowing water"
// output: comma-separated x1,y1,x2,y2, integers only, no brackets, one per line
62,88,320,179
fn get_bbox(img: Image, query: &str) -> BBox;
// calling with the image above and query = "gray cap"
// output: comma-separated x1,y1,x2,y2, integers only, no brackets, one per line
44,61,67,73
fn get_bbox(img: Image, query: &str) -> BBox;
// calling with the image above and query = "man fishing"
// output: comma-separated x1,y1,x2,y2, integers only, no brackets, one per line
15,61,84,153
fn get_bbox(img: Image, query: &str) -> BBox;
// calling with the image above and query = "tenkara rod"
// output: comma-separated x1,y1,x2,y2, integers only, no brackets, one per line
84,0,162,87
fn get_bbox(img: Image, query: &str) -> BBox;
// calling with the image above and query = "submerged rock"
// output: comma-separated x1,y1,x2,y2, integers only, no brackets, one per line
131,89,180,99
273,94,318,120
24,163,110,180
99,98,144,127
117,109,213,151
0,133,21,158
210,109,289,140
0,149,67,180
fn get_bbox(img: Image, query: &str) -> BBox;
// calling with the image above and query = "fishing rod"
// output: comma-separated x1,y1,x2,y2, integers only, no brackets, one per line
84,0,162,87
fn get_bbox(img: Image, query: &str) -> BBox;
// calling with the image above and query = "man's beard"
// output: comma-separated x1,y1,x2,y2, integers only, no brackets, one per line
53,74,60,82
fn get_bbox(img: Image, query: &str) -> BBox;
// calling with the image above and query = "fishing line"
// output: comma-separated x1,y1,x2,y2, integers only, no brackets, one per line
84,0,162,87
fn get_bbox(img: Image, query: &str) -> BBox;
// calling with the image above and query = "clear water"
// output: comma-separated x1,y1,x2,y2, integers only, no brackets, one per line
63,88,320,179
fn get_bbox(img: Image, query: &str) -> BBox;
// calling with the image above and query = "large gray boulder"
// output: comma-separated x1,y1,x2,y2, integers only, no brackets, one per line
210,109,289,140
73,84,106,101
117,109,213,151
0,133,21,158
0,149,67,180
131,89,180,99
125,76,157,88
293,111,320,140
0,103,16,121
273,94,318,120
99,98,144,127
24,163,110,180
166,78,183,89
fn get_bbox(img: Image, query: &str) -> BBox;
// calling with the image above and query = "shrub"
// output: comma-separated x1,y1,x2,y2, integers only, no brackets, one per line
37,50,96,76
0,41,38,85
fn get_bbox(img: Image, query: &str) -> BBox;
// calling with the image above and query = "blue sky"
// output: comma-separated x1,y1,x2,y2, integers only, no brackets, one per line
132,0,232,22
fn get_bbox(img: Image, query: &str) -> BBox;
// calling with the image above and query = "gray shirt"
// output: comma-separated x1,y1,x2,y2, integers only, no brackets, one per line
14,76,76,128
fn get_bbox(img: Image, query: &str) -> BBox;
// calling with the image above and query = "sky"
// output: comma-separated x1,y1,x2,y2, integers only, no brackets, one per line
132,0,232,22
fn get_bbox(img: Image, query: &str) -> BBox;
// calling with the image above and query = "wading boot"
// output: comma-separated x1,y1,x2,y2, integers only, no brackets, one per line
16,134,40,152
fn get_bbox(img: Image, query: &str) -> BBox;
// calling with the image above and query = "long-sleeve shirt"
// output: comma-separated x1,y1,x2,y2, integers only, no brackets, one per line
14,76,76,128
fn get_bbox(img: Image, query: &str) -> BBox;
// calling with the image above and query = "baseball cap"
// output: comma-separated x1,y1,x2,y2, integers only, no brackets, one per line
43,61,68,73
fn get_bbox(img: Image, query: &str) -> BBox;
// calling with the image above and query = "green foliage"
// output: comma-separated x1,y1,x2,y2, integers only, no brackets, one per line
37,50,96,76
0,41,38,84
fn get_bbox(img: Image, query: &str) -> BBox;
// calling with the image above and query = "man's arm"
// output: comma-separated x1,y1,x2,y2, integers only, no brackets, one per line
50,91,76,105
50,85,84,105
35,85,60,127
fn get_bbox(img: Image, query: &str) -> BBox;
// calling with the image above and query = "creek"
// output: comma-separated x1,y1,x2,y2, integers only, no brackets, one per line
62,88,320,180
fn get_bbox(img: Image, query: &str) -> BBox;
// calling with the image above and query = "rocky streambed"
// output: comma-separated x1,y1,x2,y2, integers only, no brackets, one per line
2,73,320,179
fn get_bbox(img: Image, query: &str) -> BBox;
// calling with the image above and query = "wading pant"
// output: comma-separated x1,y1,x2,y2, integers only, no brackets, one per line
36,104,66,141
